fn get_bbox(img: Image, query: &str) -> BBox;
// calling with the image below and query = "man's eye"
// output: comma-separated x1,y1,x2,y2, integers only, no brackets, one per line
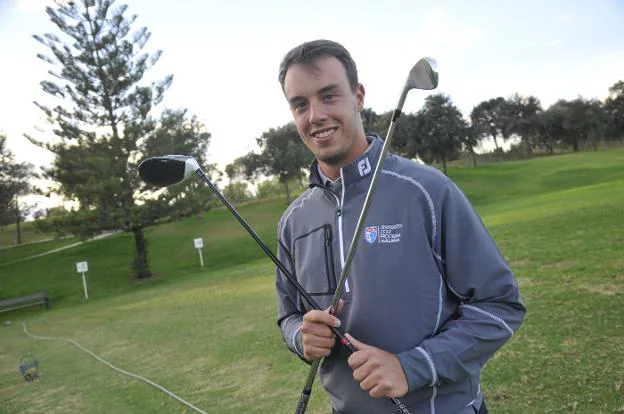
294,102,307,112
323,94,336,102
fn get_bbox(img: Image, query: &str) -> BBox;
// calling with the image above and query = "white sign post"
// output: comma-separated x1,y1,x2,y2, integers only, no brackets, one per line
194,238,204,268
76,261,89,299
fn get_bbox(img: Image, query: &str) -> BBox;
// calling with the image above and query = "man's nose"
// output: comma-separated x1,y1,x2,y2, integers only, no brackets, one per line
309,100,328,125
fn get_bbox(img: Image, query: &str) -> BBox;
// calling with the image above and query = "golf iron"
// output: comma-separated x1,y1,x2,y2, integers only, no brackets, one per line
296,56,438,414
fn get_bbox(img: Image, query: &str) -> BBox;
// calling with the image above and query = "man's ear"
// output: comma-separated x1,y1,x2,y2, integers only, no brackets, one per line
356,83,365,112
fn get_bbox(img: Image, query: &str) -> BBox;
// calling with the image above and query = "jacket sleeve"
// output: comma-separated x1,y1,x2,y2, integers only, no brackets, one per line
397,180,526,391
275,226,308,362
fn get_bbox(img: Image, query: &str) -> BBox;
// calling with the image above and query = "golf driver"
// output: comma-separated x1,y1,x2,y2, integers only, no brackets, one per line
138,157,360,349
138,156,412,412
296,57,438,414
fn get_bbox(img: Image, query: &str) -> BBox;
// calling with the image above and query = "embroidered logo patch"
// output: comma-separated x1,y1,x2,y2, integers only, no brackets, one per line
364,226,378,243
364,224,403,244
358,157,371,176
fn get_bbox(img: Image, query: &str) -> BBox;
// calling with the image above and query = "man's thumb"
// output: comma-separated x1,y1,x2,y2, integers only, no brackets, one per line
327,298,345,316
335,298,345,316
345,333,371,351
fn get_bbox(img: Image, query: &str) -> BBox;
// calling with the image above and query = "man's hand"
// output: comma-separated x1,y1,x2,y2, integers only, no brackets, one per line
300,299,344,361
346,334,409,399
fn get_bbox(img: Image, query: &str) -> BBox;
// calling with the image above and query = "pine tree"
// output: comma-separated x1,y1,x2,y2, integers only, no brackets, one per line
27,0,174,278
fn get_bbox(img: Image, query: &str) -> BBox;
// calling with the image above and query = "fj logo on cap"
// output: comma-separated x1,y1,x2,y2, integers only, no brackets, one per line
358,158,371,176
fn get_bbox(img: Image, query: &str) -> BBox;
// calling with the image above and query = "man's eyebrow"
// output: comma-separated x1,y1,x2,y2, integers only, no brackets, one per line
287,84,341,106
318,84,340,95
288,95,306,106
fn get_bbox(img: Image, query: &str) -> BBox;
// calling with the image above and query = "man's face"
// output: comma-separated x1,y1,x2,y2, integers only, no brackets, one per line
283,57,366,176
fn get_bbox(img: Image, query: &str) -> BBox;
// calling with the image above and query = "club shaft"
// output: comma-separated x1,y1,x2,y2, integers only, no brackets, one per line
331,109,401,311
298,109,410,414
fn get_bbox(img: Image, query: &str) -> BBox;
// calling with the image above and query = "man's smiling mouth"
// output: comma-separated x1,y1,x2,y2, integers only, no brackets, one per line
312,127,337,140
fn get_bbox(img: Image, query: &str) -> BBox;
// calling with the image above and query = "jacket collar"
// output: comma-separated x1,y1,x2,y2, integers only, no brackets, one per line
309,134,383,187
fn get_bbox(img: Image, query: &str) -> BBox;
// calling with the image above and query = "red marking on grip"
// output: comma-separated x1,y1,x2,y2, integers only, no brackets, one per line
340,337,349,345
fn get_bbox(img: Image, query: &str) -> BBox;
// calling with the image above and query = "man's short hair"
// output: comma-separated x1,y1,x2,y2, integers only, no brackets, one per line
278,39,359,92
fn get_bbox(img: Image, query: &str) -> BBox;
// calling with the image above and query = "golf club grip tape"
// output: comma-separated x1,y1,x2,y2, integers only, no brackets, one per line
337,332,357,353
392,397,412,414
295,391,310,414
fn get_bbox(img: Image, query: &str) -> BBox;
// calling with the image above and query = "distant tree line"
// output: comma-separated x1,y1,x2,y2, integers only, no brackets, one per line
226,82,624,197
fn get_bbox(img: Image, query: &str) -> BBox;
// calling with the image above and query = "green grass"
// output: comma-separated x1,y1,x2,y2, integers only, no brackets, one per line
1,149,623,413
0,221,58,248
0,236,80,267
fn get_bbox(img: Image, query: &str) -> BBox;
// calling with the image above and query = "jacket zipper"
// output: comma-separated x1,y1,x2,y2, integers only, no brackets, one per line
311,175,350,293
324,224,337,291
338,169,350,293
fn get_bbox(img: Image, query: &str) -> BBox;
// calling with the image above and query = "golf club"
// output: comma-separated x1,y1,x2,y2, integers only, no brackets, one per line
296,57,438,414
138,156,413,412
138,156,358,347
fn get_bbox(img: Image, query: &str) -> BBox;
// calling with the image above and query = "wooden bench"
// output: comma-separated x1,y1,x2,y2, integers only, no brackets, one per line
0,293,50,314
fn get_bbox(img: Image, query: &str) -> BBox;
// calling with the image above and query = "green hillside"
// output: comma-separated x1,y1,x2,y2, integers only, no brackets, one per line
1,149,623,413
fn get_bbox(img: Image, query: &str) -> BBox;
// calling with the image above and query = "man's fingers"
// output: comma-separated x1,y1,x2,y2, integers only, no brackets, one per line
330,298,345,316
302,332,335,349
302,320,336,339
302,332,336,359
368,383,389,399
345,333,372,351
303,343,334,359
352,360,374,383
304,309,341,328
301,309,340,360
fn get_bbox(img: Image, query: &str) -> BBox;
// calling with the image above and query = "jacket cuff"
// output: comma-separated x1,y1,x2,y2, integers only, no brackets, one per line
397,346,438,391
292,325,304,358
280,314,311,364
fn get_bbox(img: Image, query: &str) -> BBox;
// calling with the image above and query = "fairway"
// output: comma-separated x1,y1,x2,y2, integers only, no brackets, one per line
1,149,623,413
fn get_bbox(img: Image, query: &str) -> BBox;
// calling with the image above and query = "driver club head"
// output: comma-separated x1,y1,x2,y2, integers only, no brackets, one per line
138,155,200,187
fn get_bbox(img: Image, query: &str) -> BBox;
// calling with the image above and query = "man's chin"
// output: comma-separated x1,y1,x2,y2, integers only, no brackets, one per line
317,151,347,167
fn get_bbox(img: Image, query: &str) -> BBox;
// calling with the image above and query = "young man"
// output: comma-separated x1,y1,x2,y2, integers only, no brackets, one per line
275,39,525,414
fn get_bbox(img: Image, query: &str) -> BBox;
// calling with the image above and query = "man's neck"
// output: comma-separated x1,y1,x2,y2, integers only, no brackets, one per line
317,135,370,181
317,163,341,181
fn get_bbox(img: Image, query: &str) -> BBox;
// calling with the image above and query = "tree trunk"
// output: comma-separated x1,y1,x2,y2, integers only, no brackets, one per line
442,157,448,176
573,140,580,152
14,195,21,245
470,147,478,168
492,135,500,151
283,180,292,204
132,226,152,279
524,140,533,159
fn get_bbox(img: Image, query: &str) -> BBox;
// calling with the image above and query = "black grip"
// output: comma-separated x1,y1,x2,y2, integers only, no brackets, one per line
391,397,412,413
295,391,311,414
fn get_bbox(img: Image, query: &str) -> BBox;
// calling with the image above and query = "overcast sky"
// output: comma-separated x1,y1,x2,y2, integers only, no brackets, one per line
1,0,623,207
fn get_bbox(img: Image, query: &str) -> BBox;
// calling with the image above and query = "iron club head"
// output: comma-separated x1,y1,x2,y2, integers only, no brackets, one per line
138,155,200,187
395,57,439,111
407,57,438,90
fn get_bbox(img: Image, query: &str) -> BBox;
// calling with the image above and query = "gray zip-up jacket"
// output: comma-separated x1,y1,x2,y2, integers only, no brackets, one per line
276,136,525,414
